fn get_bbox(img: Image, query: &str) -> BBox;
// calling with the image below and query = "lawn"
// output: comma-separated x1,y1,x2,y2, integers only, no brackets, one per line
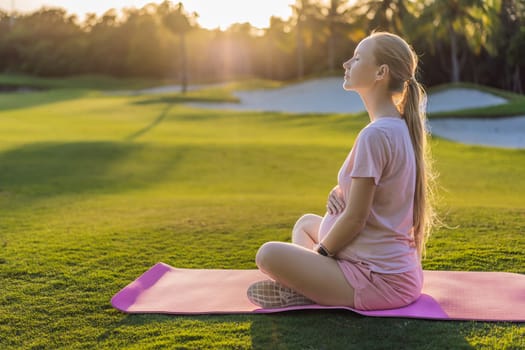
0,78,524,349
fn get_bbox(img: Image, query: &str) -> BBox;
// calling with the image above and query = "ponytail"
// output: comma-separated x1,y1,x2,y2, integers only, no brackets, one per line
400,78,436,258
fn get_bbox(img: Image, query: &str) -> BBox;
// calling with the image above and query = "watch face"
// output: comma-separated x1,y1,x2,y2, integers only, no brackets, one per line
317,246,328,256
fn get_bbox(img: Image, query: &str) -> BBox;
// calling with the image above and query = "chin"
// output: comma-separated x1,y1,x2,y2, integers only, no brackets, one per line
342,81,354,91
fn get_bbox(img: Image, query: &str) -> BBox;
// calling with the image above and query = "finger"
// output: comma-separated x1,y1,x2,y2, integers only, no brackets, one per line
328,204,339,215
328,202,337,215
328,198,337,210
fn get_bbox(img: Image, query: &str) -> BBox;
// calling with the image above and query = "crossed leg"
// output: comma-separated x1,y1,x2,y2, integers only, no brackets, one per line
255,214,355,307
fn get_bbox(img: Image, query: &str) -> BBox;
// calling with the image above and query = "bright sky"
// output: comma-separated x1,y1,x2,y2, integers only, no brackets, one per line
0,0,297,29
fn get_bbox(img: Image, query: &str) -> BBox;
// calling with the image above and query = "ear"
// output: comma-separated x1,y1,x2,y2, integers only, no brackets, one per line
376,64,389,81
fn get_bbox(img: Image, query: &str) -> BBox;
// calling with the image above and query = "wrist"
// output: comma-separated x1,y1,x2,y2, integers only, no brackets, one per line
315,243,335,257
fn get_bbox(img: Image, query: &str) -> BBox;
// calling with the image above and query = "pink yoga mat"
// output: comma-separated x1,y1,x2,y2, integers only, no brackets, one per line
111,262,525,322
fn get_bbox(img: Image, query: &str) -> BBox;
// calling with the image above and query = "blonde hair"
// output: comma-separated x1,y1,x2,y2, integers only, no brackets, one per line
369,32,436,258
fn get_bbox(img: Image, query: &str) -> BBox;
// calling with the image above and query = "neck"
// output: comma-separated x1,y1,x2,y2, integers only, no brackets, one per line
359,85,401,122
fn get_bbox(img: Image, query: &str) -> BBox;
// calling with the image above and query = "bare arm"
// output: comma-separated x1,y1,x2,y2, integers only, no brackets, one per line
320,177,376,255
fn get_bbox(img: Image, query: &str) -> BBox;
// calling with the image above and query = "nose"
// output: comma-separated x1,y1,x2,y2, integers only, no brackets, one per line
343,59,351,70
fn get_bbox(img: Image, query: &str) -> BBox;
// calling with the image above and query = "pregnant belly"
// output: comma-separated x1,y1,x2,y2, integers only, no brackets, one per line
318,213,340,242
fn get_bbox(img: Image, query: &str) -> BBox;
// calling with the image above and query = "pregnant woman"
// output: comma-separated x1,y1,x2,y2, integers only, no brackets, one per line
247,31,436,310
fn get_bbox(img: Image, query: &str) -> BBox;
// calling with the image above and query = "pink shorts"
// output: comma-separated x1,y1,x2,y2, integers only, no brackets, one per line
337,259,423,311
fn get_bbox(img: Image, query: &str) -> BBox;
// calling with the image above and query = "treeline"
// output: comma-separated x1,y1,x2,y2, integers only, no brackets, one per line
0,0,524,92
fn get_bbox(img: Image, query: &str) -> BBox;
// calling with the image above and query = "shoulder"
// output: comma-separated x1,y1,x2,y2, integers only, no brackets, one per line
357,123,390,147
359,119,408,146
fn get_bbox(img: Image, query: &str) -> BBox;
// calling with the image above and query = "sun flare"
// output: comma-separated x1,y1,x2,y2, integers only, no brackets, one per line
3,0,296,29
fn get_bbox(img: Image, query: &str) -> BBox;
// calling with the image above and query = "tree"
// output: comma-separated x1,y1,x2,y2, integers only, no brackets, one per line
121,6,172,77
419,0,500,83
0,0,522,90
158,1,197,93
0,10,17,72
290,0,321,79
496,0,525,92
508,27,525,93
351,0,412,35
261,16,293,80
85,9,127,76
324,0,351,72
234,22,258,76
5,7,84,76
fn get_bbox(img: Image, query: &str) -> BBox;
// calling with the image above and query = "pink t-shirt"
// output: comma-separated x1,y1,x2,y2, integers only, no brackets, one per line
318,117,419,273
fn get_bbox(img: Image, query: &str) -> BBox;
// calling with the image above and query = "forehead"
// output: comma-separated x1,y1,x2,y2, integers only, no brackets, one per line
355,37,375,56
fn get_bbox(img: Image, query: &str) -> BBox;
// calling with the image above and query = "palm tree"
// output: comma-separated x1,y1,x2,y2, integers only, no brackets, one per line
351,0,411,35
498,0,525,92
419,0,499,83
158,1,197,93
508,27,524,93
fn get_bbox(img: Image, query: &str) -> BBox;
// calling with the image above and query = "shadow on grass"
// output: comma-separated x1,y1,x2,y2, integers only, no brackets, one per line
111,311,475,349
0,141,181,200
125,95,239,138
132,95,238,106
249,311,475,349
125,104,174,141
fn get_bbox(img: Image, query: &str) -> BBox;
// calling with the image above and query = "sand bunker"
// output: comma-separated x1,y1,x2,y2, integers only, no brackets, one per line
190,78,521,149
426,88,507,113
187,78,508,115
137,77,523,149
429,116,525,149
188,77,365,114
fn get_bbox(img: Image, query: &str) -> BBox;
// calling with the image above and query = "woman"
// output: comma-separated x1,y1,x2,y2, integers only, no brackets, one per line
247,32,435,310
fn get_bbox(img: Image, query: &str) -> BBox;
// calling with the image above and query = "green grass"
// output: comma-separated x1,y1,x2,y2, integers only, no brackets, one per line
0,73,284,93
0,73,165,90
0,79,524,349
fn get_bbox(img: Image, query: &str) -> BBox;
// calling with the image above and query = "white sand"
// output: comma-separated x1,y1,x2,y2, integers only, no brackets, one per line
428,116,525,149
133,77,524,149
186,78,509,115
426,88,507,113
188,77,365,114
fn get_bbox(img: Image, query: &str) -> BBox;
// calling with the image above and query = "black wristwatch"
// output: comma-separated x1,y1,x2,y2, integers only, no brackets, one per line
315,243,334,257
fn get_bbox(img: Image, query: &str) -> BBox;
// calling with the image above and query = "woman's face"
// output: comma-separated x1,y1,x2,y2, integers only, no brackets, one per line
342,37,379,92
